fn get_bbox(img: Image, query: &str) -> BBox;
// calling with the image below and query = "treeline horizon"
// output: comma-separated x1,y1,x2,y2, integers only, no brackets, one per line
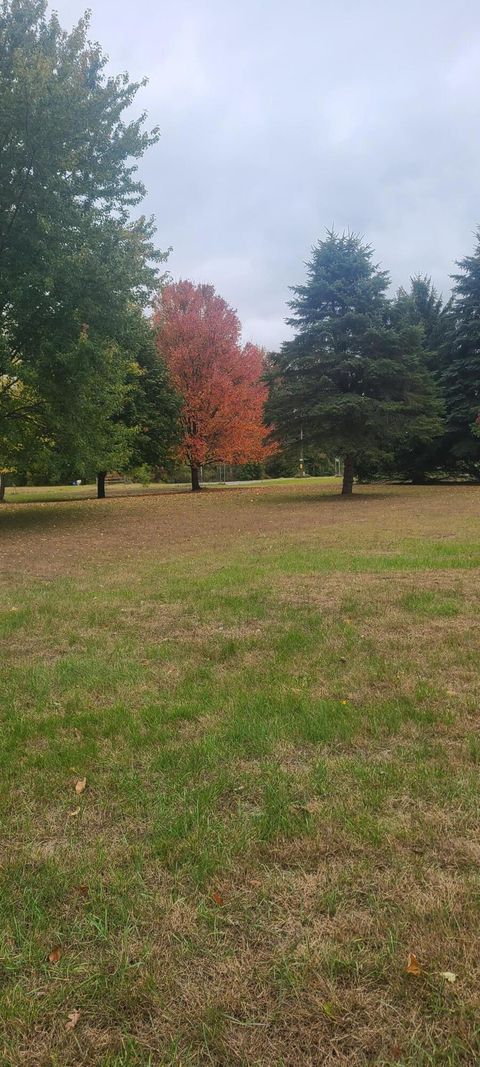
1,2,479,501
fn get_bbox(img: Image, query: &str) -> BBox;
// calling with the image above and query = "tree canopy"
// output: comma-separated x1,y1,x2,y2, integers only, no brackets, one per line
154,281,275,490
266,231,443,493
441,234,480,480
0,0,170,494
386,276,446,482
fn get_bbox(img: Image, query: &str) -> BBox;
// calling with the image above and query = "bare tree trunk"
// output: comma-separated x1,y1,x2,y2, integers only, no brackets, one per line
0,474,5,503
342,454,354,495
97,471,107,499
190,465,201,492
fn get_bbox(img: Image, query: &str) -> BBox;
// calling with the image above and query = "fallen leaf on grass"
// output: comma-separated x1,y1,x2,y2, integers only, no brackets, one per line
68,807,81,818
75,778,86,795
440,971,457,983
48,946,62,964
211,891,224,906
65,1010,80,1031
406,952,422,976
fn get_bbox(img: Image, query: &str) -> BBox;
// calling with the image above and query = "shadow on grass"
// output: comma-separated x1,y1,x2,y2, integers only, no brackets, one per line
0,484,246,536
2,484,194,507
0,502,98,535
1,483,252,509
0,485,398,538
260,489,395,506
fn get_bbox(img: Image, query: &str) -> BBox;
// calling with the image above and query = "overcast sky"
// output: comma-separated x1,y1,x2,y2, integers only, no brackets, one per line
53,0,480,348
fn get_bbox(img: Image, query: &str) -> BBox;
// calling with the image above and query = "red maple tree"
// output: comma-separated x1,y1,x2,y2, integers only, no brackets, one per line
154,280,276,490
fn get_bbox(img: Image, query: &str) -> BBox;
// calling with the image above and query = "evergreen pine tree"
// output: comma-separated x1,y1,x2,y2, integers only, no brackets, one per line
267,232,442,494
389,276,447,482
442,234,480,480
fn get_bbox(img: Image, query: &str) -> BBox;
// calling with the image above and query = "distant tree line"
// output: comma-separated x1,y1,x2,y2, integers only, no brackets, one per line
1,1,479,501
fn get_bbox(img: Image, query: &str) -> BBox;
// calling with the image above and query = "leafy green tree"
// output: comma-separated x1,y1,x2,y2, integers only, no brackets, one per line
0,0,167,495
122,319,181,479
43,330,135,497
2,317,179,497
441,235,480,480
266,231,442,494
0,362,43,498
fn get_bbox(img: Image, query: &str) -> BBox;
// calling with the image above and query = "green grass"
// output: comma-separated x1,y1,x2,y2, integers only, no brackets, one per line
1,483,479,1065
3,480,187,503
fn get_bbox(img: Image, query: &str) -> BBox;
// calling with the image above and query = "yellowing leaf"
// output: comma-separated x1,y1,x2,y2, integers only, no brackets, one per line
440,971,457,983
65,1009,80,1031
48,946,62,964
75,777,86,795
406,952,421,976
68,807,81,818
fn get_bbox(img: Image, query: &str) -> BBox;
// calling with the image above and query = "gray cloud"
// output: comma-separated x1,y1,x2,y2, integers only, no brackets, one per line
54,0,480,347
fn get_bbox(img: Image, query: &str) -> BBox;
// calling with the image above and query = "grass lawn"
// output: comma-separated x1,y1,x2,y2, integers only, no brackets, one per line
1,480,479,1066
3,476,336,505
3,481,192,504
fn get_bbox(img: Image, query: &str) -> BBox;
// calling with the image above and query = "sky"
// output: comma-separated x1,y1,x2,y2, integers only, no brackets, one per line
52,0,480,349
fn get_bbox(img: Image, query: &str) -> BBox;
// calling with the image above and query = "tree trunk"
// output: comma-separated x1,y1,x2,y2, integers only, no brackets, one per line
0,474,5,503
190,465,201,492
97,471,107,499
342,454,354,495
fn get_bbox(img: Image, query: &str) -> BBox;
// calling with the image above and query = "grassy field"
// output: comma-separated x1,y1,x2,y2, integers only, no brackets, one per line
1,480,479,1066
3,476,335,505
3,481,195,504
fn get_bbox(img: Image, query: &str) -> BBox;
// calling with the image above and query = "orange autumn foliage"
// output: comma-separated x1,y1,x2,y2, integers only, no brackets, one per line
154,281,276,471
